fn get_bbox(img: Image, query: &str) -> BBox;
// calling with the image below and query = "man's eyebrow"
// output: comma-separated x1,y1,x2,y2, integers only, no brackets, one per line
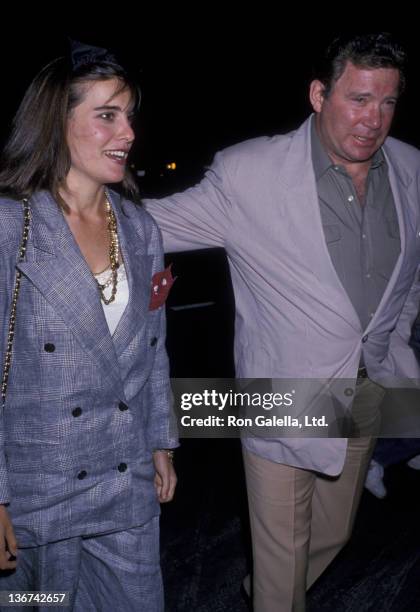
347,90,399,98
347,91,372,96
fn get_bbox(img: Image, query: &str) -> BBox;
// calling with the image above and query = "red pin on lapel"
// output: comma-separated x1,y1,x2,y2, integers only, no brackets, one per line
149,264,176,311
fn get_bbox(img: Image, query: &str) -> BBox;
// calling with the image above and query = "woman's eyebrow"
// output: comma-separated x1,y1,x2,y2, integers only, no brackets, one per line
93,104,122,111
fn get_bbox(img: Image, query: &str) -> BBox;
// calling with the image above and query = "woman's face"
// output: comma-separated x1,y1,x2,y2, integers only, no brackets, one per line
66,78,135,188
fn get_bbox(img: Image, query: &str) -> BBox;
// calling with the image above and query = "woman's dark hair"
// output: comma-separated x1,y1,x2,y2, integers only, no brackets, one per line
0,55,141,205
313,32,407,98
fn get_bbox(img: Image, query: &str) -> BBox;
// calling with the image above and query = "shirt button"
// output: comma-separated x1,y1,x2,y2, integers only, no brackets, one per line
150,337,158,347
72,407,82,417
366,273,371,279
362,335,369,343
77,470,87,480
344,388,354,397
118,463,128,473
362,234,366,240
119,401,129,411
333,166,339,171
44,343,55,352
347,195,354,202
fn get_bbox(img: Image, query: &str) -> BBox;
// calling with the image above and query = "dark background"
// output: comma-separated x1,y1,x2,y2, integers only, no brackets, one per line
1,17,419,195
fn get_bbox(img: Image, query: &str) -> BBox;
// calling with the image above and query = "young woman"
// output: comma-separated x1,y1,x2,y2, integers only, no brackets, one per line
0,42,177,611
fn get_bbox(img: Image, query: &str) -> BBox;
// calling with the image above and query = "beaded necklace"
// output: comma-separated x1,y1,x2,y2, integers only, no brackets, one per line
95,193,119,305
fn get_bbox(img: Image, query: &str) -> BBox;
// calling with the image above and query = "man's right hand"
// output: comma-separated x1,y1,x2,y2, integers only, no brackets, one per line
0,505,17,570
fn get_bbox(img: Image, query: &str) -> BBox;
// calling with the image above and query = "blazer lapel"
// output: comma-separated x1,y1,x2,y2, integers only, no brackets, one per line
364,145,414,332
17,191,125,398
280,117,362,332
108,191,153,357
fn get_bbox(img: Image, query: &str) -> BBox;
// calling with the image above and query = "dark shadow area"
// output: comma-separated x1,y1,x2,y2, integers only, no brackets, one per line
164,248,235,378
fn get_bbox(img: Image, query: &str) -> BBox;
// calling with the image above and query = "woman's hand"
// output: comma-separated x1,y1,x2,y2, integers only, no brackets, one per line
153,451,177,503
0,505,17,570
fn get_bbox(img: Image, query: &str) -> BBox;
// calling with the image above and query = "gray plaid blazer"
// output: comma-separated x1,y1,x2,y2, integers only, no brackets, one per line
0,189,177,546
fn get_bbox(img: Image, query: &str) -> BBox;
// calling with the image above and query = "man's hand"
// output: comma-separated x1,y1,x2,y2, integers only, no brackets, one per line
0,505,17,570
153,451,177,503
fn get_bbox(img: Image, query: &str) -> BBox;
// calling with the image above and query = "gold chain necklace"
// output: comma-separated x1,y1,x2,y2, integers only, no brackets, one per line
96,193,119,305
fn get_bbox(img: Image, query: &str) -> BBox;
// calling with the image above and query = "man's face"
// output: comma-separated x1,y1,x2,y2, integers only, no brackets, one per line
310,61,400,172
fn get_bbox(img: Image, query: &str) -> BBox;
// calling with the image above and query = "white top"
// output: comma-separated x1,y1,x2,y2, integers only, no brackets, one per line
94,261,129,336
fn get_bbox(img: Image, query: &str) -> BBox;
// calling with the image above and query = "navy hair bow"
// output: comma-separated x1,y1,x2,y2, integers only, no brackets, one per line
70,39,118,71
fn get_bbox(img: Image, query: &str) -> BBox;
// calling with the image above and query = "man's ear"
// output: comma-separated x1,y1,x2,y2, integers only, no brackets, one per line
309,80,326,113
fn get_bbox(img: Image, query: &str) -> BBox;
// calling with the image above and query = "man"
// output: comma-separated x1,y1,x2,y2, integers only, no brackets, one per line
145,33,420,611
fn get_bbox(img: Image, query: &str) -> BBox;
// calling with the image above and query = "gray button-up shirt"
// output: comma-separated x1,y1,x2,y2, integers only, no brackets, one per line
311,120,400,332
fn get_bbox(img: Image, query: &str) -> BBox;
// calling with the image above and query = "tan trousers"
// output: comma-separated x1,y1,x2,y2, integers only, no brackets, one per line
243,377,385,612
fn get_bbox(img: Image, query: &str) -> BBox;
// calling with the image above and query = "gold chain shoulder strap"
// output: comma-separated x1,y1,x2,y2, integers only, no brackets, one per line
1,198,31,408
